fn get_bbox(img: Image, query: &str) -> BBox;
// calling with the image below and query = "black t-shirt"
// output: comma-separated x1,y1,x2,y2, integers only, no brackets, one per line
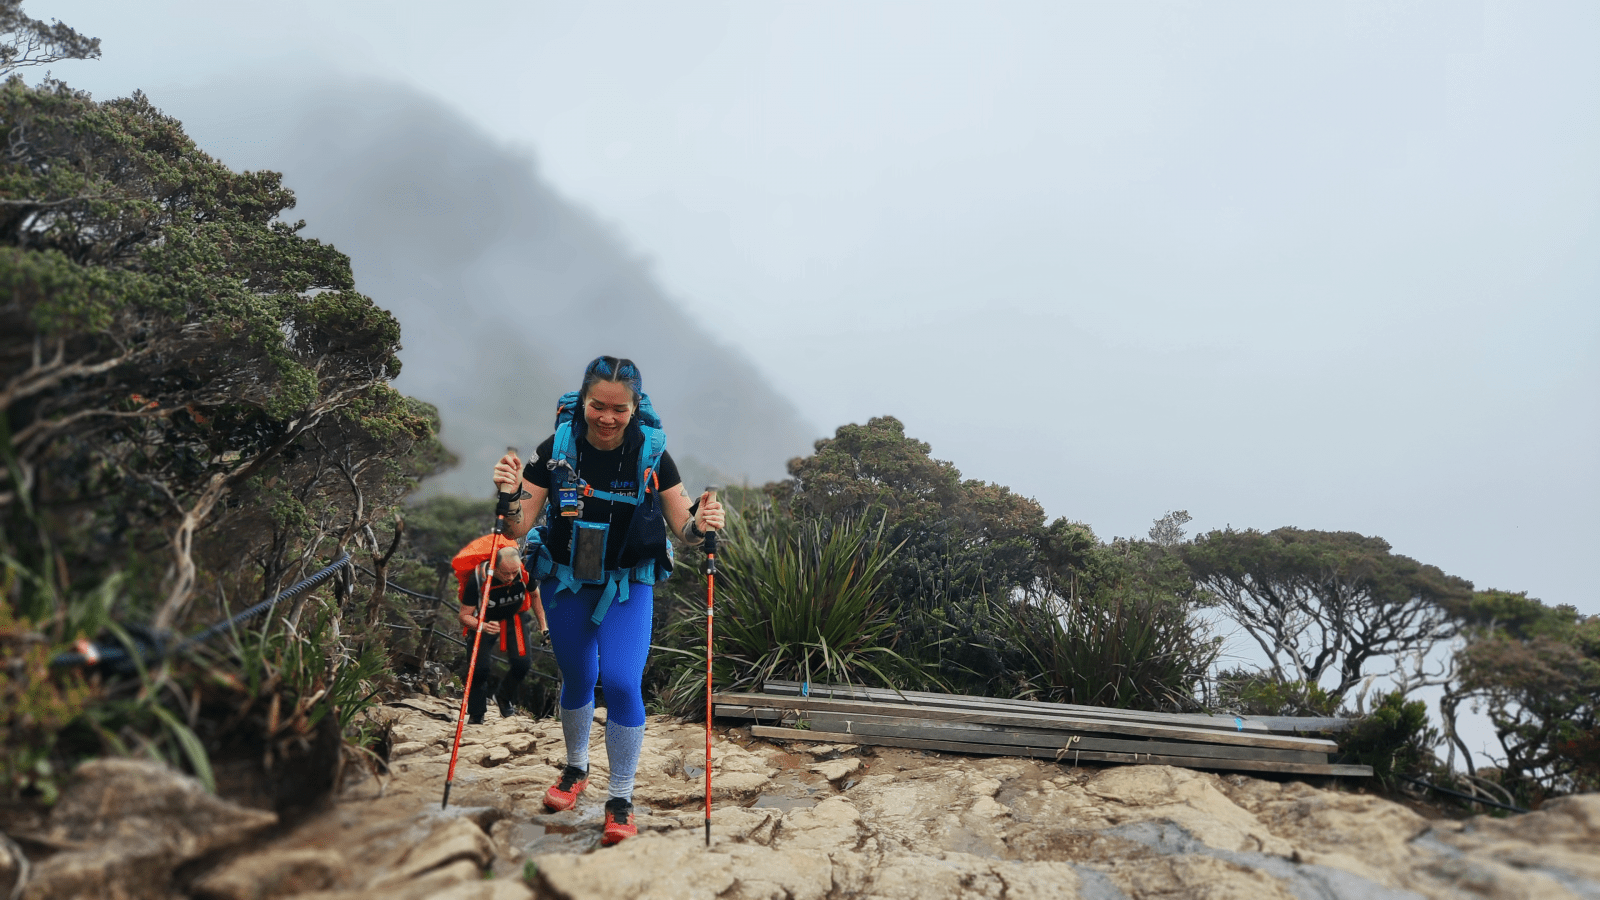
458,565,531,622
524,434,681,570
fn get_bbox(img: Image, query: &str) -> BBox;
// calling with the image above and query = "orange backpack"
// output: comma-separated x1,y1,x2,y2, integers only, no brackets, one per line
450,534,530,609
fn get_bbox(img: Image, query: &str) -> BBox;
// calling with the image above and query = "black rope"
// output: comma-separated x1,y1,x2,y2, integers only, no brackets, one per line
1399,775,1527,814
51,554,354,668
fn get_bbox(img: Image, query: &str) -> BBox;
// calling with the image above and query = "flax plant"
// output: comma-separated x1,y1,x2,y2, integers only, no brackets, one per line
1011,589,1218,712
658,506,926,715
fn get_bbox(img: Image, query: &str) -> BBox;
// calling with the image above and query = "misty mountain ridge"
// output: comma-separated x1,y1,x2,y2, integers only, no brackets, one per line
158,72,816,497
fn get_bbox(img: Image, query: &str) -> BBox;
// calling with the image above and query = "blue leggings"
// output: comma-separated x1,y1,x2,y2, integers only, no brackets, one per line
542,579,654,728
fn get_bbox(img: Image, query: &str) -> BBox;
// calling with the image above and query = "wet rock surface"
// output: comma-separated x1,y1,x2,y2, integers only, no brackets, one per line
12,697,1597,899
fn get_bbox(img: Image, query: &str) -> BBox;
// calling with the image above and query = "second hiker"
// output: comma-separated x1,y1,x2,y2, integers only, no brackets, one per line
455,541,547,725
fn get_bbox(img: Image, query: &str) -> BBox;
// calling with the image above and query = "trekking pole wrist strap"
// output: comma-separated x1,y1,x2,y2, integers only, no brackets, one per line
496,488,530,516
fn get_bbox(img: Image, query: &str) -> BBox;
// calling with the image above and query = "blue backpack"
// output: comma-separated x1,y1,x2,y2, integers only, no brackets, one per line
523,390,673,624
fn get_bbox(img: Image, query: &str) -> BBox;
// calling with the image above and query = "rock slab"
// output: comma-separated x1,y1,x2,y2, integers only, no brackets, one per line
24,758,278,900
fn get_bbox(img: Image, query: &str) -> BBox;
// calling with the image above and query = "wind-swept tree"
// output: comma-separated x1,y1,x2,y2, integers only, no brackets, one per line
0,77,445,631
0,1,99,76
1443,589,1600,801
1182,527,1473,704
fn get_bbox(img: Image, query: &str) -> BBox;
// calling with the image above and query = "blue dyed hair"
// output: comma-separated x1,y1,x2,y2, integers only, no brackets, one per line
578,356,644,407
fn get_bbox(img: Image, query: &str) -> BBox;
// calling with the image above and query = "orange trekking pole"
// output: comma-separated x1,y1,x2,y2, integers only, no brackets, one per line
702,487,719,846
442,449,521,810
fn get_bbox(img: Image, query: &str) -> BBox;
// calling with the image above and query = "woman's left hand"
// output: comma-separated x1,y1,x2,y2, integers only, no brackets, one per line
695,491,725,533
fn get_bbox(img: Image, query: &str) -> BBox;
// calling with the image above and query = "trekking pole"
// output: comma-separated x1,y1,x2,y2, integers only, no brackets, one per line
702,486,719,846
442,448,520,810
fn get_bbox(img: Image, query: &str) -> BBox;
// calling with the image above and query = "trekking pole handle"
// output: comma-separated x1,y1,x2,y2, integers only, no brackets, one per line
701,487,718,556
495,446,526,526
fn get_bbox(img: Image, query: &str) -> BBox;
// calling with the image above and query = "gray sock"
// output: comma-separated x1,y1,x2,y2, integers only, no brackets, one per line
605,722,647,801
560,701,594,771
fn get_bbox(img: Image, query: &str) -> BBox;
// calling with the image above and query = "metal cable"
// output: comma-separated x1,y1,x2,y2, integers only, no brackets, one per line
350,564,449,604
50,554,354,668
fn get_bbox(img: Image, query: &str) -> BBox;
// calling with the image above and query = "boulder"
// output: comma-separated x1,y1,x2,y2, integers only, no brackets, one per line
24,758,278,900
191,848,343,900
0,835,24,900
371,817,495,886
295,859,532,900
807,758,862,782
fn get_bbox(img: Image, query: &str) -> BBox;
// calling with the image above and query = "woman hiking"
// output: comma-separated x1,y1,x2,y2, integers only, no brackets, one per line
492,356,724,846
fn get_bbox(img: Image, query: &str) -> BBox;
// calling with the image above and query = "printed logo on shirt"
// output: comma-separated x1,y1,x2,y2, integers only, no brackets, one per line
485,581,525,613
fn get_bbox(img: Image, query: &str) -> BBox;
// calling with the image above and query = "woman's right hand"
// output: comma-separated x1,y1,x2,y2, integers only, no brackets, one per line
493,451,523,492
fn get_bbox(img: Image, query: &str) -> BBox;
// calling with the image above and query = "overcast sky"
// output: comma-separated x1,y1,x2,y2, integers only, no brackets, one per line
50,1,1599,618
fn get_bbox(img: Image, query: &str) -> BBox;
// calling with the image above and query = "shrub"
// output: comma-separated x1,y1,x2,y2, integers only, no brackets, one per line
656,506,928,716
0,596,93,803
1008,590,1219,712
1338,691,1437,787
1212,669,1341,717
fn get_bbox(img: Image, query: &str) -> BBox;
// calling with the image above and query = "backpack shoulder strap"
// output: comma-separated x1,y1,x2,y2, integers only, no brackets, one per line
550,390,583,468
637,423,667,498
633,391,667,498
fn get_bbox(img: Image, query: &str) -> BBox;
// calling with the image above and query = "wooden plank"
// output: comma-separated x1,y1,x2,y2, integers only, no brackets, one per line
763,679,1263,731
763,680,1353,734
803,714,1332,765
727,705,1330,763
749,726,1372,778
715,692,1339,754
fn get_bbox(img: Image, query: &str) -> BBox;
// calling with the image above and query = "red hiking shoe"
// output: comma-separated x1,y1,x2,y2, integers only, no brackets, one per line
542,765,588,812
601,797,636,846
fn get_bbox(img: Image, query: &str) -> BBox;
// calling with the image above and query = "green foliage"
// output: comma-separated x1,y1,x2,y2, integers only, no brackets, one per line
1447,590,1599,804
772,416,1053,695
1337,691,1437,787
1,76,445,631
1213,669,1340,717
78,624,217,792
0,74,445,794
225,599,388,735
777,416,1047,612
657,505,927,716
0,535,119,801
0,594,92,802
1009,589,1219,712
1183,527,1473,699
0,1,101,76
398,496,497,576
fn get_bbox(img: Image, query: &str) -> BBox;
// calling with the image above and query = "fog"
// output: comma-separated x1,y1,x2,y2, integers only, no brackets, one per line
123,76,818,497
50,1,1599,619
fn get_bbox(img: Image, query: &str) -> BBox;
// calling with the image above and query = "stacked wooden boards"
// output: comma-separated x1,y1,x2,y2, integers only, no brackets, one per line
712,681,1370,778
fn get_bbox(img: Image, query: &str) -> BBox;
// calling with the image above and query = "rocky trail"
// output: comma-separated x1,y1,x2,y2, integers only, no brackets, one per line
5,695,1598,899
